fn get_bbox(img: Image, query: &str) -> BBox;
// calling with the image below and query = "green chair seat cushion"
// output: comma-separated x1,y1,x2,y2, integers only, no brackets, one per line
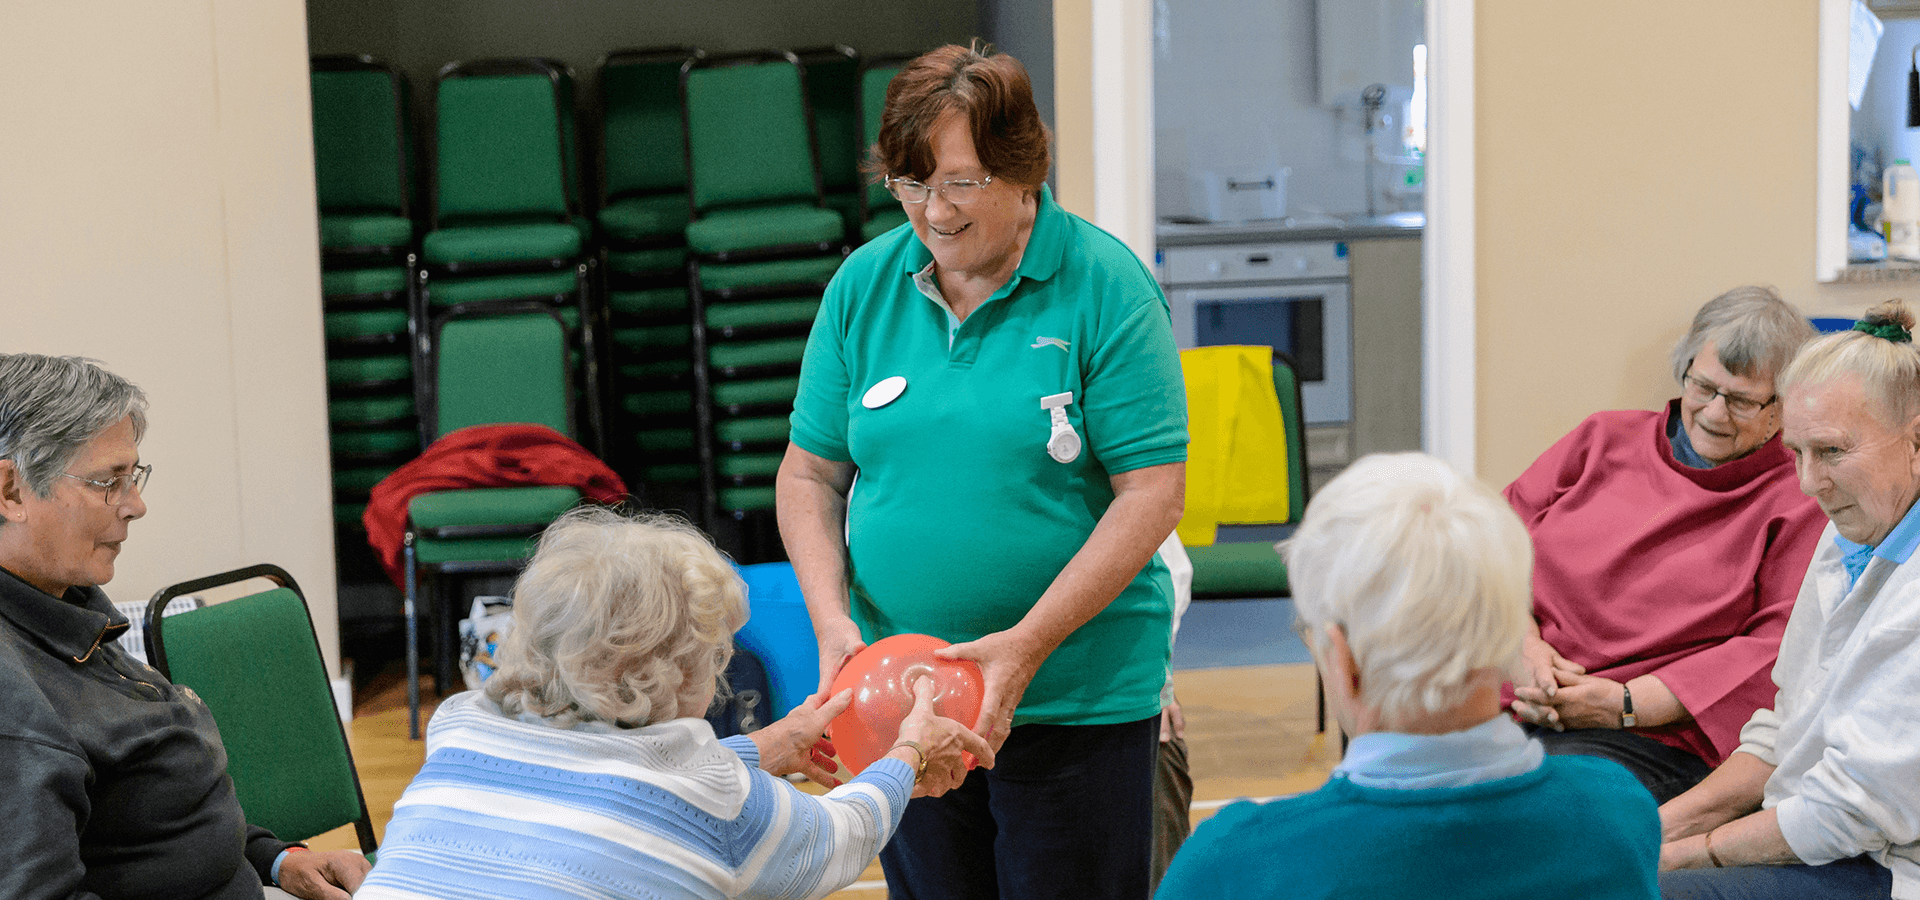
711,377,799,408
323,268,409,300
714,416,789,445
715,452,782,478
608,287,690,317
328,428,418,457
622,391,692,417
636,428,694,452
642,463,699,483
407,485,582,530
620,359,691,381
321,214,414,250
612,324,691,350
422,223,581,265
329,395,413,424
1187,541,1291,598
709,338,808,370
599,194,692,242
862,209,911,242
325,309,408,340
411,534,544,566
719,485,777,511
332,465,397,494
427,270,578,306
696,255,842,292
685,204,844,255
606,247,688,275
706,298,820,331
326,355,410,385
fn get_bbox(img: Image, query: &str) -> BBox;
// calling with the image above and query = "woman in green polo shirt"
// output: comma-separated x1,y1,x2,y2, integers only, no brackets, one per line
777,42,1189,900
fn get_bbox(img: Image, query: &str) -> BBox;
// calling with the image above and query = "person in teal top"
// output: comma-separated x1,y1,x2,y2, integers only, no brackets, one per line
1158,453,1660,900
778,43,1188,899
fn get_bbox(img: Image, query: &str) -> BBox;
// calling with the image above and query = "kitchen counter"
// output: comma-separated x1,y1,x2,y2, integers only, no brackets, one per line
1836,260,1920,283
1156,211,1424,246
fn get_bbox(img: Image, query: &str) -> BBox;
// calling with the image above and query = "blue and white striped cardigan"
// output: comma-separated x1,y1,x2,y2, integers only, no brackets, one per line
356,691,913,900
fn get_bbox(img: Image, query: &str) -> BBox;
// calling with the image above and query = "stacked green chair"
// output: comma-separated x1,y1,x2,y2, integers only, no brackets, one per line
1183,351,1324,732
311,56,422,548
680,51,848,557
596,47,704,505
403,302,586,737
795,46,862,244
421,58,605,457
856,55,913,243
145,565,379,855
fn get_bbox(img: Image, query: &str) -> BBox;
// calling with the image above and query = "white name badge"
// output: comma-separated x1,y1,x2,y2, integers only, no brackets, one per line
862,375,908,409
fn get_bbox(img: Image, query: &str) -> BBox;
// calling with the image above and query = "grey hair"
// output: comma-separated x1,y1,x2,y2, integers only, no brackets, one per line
1778,300,1920,427
1279,452,1533,725
485,506,747,729
1668,285,1817,386
0,354,148,500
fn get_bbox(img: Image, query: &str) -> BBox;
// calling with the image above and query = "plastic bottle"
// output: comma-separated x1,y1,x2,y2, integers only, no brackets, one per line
1884,160,1920,261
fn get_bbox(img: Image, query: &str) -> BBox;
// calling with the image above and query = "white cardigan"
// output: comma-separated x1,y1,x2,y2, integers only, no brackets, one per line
1740,518,1920,898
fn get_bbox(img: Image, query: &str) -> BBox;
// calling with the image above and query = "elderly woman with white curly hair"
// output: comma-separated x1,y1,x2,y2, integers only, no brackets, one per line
1155,453,1660,900
356,507,992,900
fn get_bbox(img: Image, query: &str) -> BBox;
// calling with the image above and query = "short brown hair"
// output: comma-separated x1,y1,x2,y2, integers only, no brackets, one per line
871,42,1051,188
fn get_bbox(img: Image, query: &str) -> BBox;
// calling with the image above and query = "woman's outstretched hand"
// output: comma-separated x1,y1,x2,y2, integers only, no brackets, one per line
892,676,996,797
750,688,855,786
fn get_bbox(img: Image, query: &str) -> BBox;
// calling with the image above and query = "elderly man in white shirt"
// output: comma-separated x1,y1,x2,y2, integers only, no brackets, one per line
1659,302,1920,900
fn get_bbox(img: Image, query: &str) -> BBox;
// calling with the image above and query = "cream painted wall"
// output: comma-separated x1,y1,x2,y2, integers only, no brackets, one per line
1475,0,1897,486
0,1,340,672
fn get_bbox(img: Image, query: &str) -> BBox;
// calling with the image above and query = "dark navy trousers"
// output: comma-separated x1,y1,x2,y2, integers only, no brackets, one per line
879,715,1159,900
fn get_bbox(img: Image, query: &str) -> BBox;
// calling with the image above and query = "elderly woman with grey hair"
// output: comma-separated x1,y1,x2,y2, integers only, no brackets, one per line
1504,286,1826,804
1155,453,1660,899
0,353,370,900
356,507,993,900
1658,300,1920,899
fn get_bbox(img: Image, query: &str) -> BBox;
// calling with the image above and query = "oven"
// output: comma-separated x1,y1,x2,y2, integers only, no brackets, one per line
1160,241,1353,427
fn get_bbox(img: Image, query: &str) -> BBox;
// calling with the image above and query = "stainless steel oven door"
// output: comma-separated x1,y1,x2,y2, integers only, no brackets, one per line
1167,281,1352,425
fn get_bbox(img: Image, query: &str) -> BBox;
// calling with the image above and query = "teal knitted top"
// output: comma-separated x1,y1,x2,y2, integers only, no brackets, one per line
1156,755,1659,899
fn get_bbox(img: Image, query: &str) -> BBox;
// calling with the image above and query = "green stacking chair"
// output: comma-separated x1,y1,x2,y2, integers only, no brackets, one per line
596,48,704,494
795,46,862,243
145,565,378,856
678,50,845,549
597,47,701,271
1182,350,1324,731
422,59,607,457
679,51,844,264
420,58,593,316
425,58,583,276
311,55,413,268
856,56,912,243
402,301,584,736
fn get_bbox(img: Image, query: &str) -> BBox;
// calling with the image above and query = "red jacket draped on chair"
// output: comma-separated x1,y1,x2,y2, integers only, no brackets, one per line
363,424,627,587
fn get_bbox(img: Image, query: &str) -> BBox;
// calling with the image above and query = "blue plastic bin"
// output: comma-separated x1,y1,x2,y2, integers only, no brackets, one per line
734,562,821,719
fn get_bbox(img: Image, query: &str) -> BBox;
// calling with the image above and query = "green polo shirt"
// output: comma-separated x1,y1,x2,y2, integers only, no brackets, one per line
790,187,1189,726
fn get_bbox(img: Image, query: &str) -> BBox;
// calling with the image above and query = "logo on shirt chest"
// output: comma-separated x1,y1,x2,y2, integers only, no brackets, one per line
1030,336,1070,352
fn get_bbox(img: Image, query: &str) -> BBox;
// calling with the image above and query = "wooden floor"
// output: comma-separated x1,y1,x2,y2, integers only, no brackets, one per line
308,663,1341,897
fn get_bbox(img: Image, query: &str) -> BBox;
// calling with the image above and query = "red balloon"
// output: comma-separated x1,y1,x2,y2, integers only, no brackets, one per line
827,633,983,776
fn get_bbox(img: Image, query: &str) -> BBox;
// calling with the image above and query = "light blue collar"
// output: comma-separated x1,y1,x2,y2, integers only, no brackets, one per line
1667,409,1715,470
1832,497,1920,587
1334,715,1544,790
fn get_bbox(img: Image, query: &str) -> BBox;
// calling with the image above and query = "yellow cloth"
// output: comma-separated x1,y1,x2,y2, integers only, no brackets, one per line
1176,346,1290,546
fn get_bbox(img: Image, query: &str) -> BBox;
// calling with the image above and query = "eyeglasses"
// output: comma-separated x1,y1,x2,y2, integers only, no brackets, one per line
62,464,152,504
885,174,995,205
1682,373,1777,420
